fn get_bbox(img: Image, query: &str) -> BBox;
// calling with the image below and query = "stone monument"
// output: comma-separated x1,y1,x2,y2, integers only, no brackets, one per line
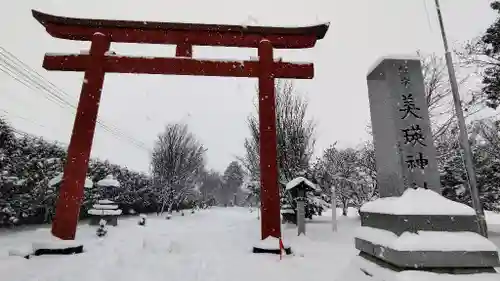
367,56,441,197
336,56,499,280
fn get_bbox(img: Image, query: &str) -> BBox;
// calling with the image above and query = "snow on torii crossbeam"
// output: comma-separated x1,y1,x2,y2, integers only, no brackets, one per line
32,10,329,241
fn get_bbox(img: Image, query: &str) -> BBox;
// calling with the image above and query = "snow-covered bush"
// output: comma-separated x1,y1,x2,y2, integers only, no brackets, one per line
138,214,146,226
96,219,108,237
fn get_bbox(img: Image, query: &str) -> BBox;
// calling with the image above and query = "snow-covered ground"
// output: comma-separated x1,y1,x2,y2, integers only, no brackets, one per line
0,208,499,281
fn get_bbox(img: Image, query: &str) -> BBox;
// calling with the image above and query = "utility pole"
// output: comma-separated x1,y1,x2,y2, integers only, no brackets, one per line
433,0,488,237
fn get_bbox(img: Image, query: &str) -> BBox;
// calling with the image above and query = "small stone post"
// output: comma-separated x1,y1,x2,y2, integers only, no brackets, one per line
297,187,306,236
331,185,337,232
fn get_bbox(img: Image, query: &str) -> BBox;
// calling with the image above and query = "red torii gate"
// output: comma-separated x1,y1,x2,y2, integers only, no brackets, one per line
32,10,329,241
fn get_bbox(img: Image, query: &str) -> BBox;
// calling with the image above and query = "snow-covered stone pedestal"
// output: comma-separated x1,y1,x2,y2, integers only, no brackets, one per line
31,236,84,257
336,189,500,280
252,236,292,255
357,189,499,270
88,199,122,226
338,253,499,281
9,230,84,259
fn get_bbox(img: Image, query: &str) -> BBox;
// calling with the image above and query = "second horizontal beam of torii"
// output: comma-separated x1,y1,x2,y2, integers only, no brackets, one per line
43,53,313,78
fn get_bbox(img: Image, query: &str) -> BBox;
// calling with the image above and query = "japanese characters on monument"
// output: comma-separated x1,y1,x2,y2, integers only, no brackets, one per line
397,62,429,189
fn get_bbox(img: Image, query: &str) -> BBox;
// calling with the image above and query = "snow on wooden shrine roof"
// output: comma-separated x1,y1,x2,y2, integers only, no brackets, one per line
285,177,320,191
32,10,329,48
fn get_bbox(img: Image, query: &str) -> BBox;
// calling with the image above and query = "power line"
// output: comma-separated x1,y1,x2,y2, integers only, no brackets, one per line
0,47,150,151
0,108,72,148
422,0,434,33
0,108,49,130
0,111,38,139
0,47,80,107
0,46,152,153
0,57,74,110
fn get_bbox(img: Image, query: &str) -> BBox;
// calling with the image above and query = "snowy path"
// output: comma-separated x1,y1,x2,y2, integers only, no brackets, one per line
0,208,499,281
0,208,359,281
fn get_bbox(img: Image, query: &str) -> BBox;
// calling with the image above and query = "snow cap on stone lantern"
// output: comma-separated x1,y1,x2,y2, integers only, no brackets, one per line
97,174,120,188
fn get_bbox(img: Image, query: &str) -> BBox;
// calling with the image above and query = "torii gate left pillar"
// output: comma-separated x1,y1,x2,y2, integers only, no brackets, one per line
32,10,329,243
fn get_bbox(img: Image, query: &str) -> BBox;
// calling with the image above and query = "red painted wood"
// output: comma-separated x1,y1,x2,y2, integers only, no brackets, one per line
258,40,281,240
44,23,318,49
51,33,110,240
176,43,193,57
33,10,329,49
43,54,314,79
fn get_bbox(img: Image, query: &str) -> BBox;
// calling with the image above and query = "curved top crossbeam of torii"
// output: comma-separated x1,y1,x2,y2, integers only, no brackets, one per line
32,10,329,49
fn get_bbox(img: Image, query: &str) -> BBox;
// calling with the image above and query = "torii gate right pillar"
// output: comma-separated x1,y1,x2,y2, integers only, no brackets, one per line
258,39,281,239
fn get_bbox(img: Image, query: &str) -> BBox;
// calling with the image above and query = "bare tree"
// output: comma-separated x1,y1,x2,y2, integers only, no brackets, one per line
458,37,500,69
242,179,260,207
151,123,206,214
241,80,316,184
420,51,485,139
314,142,379,215
314,145,359,216
355,141,377,193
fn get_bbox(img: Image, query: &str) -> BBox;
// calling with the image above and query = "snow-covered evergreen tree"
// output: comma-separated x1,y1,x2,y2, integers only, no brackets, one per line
0,117,20,225
221,161,244,206
0,116,160,227
199,169,222,207
241,80,316,213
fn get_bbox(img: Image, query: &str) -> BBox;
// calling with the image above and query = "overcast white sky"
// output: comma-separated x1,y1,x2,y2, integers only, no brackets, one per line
0,0,497,173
